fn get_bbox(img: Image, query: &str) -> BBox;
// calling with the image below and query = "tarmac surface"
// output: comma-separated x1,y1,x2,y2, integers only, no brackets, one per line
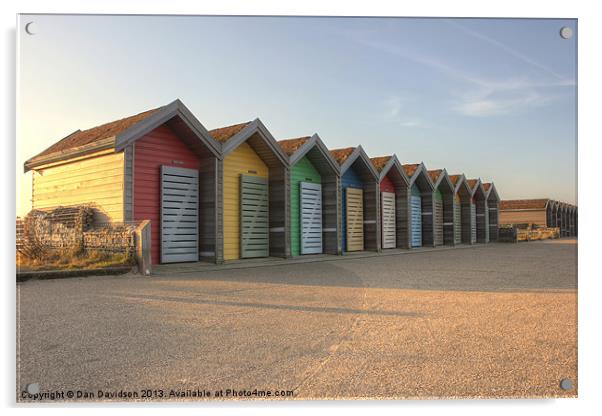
17,239,578,401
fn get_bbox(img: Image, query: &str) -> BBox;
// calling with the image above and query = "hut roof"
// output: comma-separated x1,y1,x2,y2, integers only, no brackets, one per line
277,137,312,156
449,174,463,185
466,179,479,189
208,121,252,143
28,106,162,161
428,169,443,183
329,147,356,165
402,163,420,177
369,156,392,172
500,199,550,210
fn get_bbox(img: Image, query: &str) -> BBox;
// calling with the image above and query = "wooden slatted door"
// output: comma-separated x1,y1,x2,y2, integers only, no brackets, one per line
470,202,477,244
410,195,422,247
240,175,269,258
160,166,199,263
346,187,364,251
381,191,396,249
300,181,323,254
454,196,462,244
434,198,444,246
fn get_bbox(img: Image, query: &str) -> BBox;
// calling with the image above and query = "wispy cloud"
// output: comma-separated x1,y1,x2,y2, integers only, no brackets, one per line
453,90,552,117
444,19,573,83
383,96,426,127
340,27,574,118
399,119,423,127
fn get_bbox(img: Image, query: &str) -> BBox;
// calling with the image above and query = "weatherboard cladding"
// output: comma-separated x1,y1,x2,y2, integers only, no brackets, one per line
374,158,410,250
290,156,322,256
132,125,202,265
221,142,269,260
406,166,435,248
485,183,500,241
430,171,455,246
31,149,125,224
211,120,290,261
341,166,363,251
450,175,473,245
379,174,396,249
434,189,444,246
453,194,462,245
332,147,379,253
279,136,341,256
380,174,395,193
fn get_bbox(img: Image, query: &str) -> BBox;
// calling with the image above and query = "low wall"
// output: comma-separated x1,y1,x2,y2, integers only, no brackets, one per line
17,206,151,274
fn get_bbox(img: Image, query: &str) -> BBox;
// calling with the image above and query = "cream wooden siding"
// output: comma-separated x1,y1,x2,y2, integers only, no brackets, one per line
32,150,125,223
499,210,547,226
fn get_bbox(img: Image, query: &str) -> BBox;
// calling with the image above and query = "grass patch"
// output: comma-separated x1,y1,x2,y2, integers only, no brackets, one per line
17,249,134,272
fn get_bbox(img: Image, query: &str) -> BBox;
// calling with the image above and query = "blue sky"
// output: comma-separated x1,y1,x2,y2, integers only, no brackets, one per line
17,15,577,215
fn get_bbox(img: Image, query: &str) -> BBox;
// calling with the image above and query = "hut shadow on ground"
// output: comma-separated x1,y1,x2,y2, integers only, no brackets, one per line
156,241,577,293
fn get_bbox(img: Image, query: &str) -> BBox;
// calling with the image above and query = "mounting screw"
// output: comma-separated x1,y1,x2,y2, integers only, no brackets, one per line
559,378,573,390
560,27,573,39
26,383,40,394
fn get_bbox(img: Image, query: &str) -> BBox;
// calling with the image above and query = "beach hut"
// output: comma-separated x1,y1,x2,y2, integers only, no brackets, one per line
467,179,488,243
24,99,222,264
547,200,558,228
277,134,341,256
483,182,500,242
427,169,455,246
401,163,435,248
209,119,289,261
559,203,568,236
558,202,568,237
556,201,564,234
449,174,474,245
567,205,574,236
370,155,410,249
330,146,380,253
568,207,572,236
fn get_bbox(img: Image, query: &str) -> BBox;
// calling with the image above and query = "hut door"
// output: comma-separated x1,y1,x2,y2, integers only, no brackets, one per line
434,197,444,246
240,175,269,258
410,195,422,247
160,166,199,263
346,187,364,251
470,202,477,244
300,182,323,254
381,191,396,249
454,195,462,244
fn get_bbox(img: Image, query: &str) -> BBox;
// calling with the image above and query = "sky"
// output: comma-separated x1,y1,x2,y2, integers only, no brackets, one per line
16,15,577,216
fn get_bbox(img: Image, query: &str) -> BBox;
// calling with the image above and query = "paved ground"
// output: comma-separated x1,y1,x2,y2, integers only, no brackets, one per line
17,239,577,401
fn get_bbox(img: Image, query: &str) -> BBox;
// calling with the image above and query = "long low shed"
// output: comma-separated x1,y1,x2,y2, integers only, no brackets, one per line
500,199,577,236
